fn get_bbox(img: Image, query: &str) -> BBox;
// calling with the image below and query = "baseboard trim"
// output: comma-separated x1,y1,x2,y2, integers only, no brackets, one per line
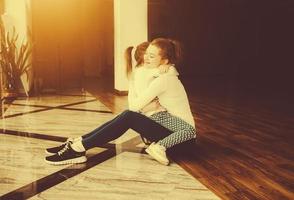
114,89,128,96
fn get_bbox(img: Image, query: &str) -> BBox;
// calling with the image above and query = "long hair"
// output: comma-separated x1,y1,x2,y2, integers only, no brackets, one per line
150,38,183,66
124,41,150,78
125,46,134,78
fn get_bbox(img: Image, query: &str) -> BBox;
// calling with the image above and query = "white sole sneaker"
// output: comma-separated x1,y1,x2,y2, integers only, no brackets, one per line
145,144,169,166
45,149,57,156
44,156,87,165
45,138,74,155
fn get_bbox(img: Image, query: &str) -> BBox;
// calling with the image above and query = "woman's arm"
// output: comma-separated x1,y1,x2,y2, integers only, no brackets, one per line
140,98,161,113
129,83,161,113
128,65,171,112
128,76,167,112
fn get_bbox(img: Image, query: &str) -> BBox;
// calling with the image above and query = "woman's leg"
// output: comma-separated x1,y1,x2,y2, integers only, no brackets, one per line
82,110,173,150
149,112,196,149
145,112,196,165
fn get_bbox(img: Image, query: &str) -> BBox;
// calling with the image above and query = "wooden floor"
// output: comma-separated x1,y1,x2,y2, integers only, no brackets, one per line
85,77,294,200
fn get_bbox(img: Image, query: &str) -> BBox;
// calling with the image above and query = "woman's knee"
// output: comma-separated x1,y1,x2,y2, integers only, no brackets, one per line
121,109,130,115
179,126,196,140
120,110,137,119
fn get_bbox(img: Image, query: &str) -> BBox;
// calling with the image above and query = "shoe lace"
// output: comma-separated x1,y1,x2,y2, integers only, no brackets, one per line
58,143,70,156
140,136,152,145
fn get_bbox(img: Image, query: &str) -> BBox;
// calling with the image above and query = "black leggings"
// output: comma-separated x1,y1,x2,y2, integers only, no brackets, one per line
82,110,172,150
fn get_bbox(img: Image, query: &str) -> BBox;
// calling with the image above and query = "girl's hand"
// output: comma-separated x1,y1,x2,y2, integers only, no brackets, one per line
140,99,161,113
158,64,170,74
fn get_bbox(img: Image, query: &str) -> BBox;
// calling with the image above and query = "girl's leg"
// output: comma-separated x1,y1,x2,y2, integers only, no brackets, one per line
45,110,173,165
45,112,128,155
82,110,172,150
81,111,126,139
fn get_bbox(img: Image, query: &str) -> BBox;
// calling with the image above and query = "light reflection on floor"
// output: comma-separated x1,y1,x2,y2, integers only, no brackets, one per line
0,92,220,200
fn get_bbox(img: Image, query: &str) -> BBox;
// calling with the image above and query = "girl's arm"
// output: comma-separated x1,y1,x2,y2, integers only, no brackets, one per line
140,98,161,113
128,76,167,112
128,65,171,112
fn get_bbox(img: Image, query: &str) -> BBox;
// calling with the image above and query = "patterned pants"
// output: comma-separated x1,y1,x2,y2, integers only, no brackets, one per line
149,111,196,149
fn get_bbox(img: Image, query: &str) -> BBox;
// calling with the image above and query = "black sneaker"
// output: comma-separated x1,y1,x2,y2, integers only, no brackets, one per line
45,138,74,155
45,143,87,165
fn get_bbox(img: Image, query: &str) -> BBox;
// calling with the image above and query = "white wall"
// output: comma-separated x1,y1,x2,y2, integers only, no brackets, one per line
114,0,148,92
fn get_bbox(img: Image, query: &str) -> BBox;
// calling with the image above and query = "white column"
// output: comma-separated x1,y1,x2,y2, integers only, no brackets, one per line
114,0,148,92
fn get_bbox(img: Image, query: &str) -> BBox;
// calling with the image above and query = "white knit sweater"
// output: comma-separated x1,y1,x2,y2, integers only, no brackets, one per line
128,66,195,128
128,66,166,116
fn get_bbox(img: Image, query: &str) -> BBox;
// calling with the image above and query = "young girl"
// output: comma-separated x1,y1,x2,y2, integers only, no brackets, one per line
45,38,196,166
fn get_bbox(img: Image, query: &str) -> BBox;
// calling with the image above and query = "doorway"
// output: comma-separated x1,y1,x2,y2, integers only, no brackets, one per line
32,0,114,92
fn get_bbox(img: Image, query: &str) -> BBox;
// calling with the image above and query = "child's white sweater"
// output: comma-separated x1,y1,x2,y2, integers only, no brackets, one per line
128,66,166,116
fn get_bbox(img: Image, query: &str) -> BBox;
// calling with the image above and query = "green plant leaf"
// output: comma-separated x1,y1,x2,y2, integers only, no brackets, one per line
1,22,32,91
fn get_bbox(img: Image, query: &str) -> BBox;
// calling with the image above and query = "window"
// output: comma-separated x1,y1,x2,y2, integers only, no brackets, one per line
0,0,4,15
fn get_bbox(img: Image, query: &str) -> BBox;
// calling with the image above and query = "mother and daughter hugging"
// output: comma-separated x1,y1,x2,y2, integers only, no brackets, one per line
45,37,196,166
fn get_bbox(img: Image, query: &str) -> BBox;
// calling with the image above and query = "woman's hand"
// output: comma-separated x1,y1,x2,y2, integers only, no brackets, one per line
140,98,161,113
158,64,171,74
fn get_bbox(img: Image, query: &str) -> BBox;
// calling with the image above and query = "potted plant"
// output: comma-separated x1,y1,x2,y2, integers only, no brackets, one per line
0,18,32,97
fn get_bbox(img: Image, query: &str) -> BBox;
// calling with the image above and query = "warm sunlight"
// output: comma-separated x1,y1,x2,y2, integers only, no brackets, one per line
114,0,147,92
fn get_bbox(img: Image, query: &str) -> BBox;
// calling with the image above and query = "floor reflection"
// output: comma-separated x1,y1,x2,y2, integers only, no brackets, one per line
0,91,220,200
